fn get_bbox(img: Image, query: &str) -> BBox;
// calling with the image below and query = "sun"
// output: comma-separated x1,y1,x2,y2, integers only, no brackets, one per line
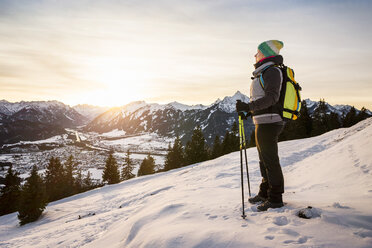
80,58,149,107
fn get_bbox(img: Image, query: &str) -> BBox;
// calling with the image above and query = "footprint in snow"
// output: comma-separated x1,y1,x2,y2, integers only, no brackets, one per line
273,216,289,226
208,215,218,220
265,235,275,240
283,236,308,244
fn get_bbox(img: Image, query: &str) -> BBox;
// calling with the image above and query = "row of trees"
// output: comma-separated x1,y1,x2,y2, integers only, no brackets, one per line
163,124,240,171
0,155,101,225
0,165,46,225
279,99,370,141
0,149,158,225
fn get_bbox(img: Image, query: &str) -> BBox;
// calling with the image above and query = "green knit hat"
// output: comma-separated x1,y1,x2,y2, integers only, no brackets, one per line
258,40,284,58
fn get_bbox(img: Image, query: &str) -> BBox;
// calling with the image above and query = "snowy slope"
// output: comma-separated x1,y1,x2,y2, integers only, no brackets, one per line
1,118,372,248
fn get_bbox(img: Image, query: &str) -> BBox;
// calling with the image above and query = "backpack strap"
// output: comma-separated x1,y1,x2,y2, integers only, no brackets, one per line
258,64,281,89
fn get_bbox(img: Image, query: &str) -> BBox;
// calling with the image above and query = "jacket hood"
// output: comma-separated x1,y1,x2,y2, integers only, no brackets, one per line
254,55,283,69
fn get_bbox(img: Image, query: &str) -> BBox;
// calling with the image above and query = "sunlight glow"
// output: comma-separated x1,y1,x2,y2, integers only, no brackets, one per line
80,58,150,106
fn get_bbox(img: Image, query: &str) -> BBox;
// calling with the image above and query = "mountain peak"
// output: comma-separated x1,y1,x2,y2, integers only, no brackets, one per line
217,91,250,113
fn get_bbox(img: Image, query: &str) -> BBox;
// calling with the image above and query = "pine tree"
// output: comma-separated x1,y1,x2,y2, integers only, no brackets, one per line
17,165,47,226
137,154,156,176
83,171,95,190
248,130,256,148
211,135,223,159
164,136,185,171
343,106,358,127
311,99,329,136
0,164,21,216
221,131,232,154
356,107,370,123
184,126,208,165
299,100,313,137
328,112,341,130
121,150,135,180
74,167,84,193
44,157,66,202
64,155,78,197
102,152,121,184
230,121,240,152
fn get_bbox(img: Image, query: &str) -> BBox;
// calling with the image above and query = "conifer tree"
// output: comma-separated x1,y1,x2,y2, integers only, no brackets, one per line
221,131,231,154
184,126,208,165
137,154,156,176
102,152,121,184
17,165,47,225
0,164,21,216
328,112,341,130
311,99,329,136
230,121,240,152
211,135,223,159
343,106,358,127
121,150,135,180
44,157,66,202
356,107,370,123
248,130,256,148
74,167,84,193
164,136,185,171
299,100,313,137
83,171,95,190
64,155,77,196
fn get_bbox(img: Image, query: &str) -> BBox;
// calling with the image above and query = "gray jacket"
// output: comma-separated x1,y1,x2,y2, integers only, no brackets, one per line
248,56,284,125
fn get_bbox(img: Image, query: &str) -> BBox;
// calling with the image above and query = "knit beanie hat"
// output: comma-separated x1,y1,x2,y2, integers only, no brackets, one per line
258,40,284,58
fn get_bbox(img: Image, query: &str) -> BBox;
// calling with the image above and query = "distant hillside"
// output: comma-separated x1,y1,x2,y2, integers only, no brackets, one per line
0,100,87,145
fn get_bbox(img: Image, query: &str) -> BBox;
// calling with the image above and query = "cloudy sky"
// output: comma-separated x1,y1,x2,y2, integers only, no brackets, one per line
0,0,371,108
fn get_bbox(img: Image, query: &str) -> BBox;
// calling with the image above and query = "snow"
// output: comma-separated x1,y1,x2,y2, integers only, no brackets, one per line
98,133,172,154
99,129,127,138
1,134,67,147
1,117,372,248
0,100,68,115
167,101,208,112
218,91,250,113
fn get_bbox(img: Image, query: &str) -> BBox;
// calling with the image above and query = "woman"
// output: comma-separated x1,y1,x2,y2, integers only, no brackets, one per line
236,40,285,211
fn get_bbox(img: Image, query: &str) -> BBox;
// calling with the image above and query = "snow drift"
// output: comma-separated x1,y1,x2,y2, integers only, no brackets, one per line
1,118,372,248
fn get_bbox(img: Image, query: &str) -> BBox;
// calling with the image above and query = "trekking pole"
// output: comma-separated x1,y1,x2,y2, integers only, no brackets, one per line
241,118,251,197
238,114,247,219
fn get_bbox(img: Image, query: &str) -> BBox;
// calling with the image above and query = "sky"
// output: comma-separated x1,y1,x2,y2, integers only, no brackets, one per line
0,0,372,109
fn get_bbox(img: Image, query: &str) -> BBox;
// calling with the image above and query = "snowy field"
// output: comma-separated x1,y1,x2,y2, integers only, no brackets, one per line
0,118,372,247
94,132,173,155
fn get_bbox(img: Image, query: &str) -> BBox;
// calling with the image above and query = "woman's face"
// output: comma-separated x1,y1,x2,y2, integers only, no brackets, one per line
255,50,265,63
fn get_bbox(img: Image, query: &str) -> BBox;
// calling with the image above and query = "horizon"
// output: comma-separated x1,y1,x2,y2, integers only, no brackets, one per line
1,92,370,111
1,0,372,109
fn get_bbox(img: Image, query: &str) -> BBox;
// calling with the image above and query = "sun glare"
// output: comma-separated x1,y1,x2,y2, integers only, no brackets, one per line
80,58,150,107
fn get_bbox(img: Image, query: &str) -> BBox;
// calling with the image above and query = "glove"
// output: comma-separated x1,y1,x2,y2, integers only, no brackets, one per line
236,100,250,113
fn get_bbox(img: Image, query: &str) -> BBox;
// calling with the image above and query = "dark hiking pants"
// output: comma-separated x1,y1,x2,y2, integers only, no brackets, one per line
255,123,285,203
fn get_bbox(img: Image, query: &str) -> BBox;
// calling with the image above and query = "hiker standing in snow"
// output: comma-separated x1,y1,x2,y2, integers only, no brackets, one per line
236,40,285,211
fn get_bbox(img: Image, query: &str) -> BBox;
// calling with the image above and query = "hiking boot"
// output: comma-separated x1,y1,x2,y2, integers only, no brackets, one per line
257,200,284,212
248,195,267,204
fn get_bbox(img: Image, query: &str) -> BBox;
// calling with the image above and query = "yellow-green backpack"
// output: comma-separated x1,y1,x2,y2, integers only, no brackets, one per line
259,64,302,120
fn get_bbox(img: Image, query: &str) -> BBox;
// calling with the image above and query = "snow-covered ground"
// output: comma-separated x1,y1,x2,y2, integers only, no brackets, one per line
95,132,172,155
1,118,372,248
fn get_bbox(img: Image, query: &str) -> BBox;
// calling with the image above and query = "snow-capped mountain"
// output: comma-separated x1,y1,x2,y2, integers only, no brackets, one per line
85,91,253,144
0,100,88,145
0,100,87,126
72,104,110,122
304,98,372,117
1,117,371,247
85,91,371,145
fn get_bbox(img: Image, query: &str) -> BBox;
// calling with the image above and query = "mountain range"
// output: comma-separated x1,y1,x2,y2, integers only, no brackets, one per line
0,92,371,145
